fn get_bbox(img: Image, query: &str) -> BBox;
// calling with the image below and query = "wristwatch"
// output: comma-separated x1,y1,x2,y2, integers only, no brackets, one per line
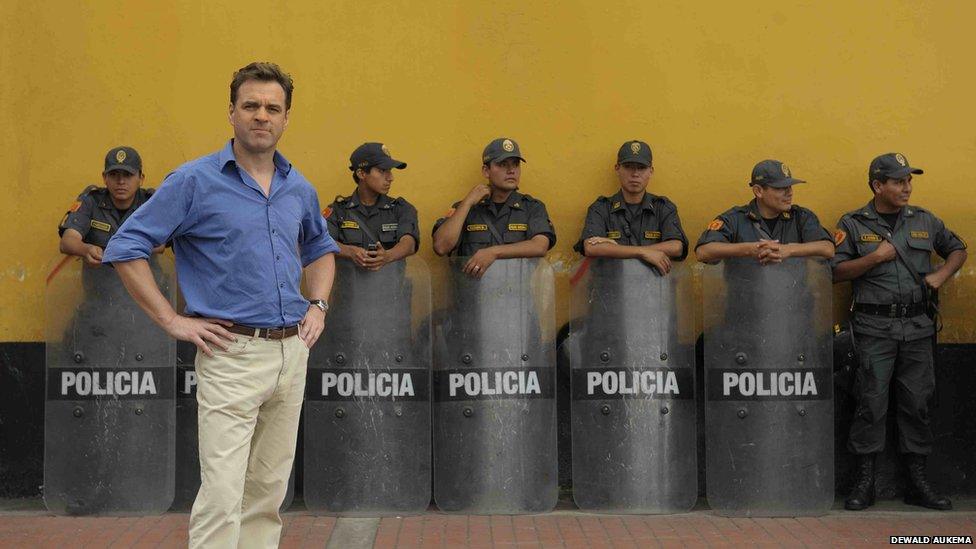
309,299,329,313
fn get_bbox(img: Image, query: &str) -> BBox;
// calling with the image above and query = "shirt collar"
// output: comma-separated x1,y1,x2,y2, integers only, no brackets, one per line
609,191,654,212
480,190,524,210
218,139,292,176
744,199,792,221
345,189,394,209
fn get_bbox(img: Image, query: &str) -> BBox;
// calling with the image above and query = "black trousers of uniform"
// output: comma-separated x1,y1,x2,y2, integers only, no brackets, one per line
847,333,934,455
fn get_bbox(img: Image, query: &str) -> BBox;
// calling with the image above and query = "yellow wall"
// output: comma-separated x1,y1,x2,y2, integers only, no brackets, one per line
2,1,974,342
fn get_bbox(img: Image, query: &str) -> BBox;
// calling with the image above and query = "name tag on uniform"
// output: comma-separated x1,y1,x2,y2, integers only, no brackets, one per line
340,221,360,229
644,230,662,240
90,220,111,232
860,234,882,242
381,223,398,232
607,231,622,239
466,224,488,232
508,223,527,232
910,231,929,239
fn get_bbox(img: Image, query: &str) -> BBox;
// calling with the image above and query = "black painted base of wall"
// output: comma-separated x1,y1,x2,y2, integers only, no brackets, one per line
4,340,975,499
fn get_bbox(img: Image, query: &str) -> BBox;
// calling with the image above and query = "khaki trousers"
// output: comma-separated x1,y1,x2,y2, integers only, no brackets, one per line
189,334,309,549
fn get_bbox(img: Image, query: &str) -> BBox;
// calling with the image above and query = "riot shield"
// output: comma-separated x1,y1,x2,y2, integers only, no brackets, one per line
44,256,176,515
703,257,833,517
173,304,295,513
566,259,697,513
432,257,557,514
304,257,431,515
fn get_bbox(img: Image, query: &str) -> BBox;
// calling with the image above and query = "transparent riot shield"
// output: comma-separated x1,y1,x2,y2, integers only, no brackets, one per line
566,259,697,513
431,257,557,514
703,257,833,517
172,299,295,513
44,256,176,515
304,257,432,515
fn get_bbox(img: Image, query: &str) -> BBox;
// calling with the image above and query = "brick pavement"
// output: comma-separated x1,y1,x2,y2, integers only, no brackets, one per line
2,500,976,548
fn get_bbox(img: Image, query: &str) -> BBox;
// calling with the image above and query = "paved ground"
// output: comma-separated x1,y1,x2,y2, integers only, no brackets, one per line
2,498,975,548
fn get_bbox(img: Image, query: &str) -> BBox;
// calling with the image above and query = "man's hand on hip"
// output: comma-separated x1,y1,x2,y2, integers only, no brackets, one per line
162,315,236,358
299,307,326,349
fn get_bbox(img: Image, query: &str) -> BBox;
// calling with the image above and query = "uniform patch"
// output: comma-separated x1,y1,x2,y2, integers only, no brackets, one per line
607,231,622,239
340,221,360,229
381,223,398,232
321,207,332,218
502,139,515,152
644,230,661,240
611,201,621,209
508,223,527,232
833,230,847,247
630,142,641,155
860,234,882,242
68,201,81,213
115,149,126,163
466,224,488,232
90,220,111,232
910,231,929,239
782,211,791,219
895,153,907,166
781,163,791,177
707,219,724,231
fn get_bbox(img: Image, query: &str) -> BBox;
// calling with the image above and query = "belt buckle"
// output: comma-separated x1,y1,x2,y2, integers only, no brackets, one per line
888,304,898,318
900,304,910,317
266,327,284,340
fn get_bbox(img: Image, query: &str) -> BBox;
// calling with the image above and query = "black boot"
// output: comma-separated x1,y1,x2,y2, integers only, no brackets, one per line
904,453,952,510
845,453,876,510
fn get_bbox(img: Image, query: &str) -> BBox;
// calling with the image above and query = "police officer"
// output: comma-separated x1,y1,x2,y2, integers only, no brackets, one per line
695,159,834,263
833,153,967,511
432,137,556,275
575,140,688,273
325,143,419,270
58,146,162,265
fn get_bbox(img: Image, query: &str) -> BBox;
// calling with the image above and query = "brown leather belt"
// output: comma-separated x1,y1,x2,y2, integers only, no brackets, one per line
226,323,300,340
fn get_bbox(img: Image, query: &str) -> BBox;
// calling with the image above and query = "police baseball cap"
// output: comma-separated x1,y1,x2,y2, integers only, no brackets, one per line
869,152,923,182
349,142,407,172
749,159,805,188
482,137,526,164
103,146,142,175
617,140,652,167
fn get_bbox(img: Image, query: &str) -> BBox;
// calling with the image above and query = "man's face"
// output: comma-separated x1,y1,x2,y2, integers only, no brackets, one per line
753,184,794,214
102,170,143,204
359,166,394,195
873,176,912,209
482,158,521,190
228,80,289,154
615,162,652,194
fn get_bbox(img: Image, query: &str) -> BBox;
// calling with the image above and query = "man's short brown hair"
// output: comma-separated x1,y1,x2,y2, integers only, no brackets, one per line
230,62,294,110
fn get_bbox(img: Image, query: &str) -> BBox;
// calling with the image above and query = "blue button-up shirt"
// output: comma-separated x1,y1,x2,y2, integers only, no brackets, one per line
103,140,339,327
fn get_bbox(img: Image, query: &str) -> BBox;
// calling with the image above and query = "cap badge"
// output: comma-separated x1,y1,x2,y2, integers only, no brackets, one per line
895,153,907,166
630,142,641,155
502,139,515,152
781,163,791,177
381,144,391,157
115,149,126,163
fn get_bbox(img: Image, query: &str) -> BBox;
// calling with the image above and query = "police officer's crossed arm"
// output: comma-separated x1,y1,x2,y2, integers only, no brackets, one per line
580,203,684,274
432,184,491,256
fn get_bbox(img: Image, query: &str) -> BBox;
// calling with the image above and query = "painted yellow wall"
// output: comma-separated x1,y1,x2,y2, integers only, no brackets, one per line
2,1,974,342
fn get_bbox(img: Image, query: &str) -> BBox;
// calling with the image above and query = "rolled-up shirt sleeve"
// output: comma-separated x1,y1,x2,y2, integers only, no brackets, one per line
300,189,340,266
103,172,194,263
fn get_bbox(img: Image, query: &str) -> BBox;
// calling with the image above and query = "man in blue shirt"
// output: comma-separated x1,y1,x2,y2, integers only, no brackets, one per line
104,62,338,548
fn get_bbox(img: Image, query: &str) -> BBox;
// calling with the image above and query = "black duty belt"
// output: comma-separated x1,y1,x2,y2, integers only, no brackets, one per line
852,303,926,318
226,323,300,340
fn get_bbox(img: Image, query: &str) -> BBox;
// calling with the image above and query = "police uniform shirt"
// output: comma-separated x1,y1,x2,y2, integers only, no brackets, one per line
694,199,832,249
58,185,155,248
325,191,420,251
432,190,556,256
574,191,689,259
832,200,967,341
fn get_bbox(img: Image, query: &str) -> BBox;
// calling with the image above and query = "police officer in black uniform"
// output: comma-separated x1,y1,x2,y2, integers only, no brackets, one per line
58,146,162,265
575,140,688,273
832,153,967,511
695,159,834,263
431,137,556,275
325,143,419,270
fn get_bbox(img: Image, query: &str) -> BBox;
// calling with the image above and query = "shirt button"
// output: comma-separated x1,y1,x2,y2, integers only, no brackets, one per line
279,282,285,288
272,229,277,235
276,255,281,260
